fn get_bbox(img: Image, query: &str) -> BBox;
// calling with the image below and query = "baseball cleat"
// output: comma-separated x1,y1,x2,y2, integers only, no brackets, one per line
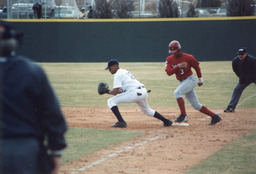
175,114,188,122
163,119,173,127
111,121,127,128
224,107,234,113
209,114,222,125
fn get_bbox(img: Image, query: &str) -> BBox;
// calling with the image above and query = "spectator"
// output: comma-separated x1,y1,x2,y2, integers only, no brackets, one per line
0,7,7,19
49,6,55,19
32,2,42,19
0,21,67,174
78,7,87,19
87,6,93,19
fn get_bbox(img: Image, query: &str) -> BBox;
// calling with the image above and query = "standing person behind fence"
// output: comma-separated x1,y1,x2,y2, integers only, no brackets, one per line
224,47,256,112
32,2,42,19
87,6,93,19
0,21,67,174
78,7,87,19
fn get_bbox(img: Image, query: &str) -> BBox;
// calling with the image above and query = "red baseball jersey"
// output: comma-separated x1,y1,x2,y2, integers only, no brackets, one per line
165,52,202,81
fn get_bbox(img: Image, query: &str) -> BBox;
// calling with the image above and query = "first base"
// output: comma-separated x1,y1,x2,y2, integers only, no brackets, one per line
172,122,189,126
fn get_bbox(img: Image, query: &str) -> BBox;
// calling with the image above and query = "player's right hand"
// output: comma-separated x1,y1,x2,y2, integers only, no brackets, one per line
178,62,187,69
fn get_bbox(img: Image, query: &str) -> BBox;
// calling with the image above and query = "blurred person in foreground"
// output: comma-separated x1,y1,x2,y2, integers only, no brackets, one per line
224,47,256,112
0,21,67,174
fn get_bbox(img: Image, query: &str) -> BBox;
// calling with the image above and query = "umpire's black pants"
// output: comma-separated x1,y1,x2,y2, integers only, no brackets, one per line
0,137,40,174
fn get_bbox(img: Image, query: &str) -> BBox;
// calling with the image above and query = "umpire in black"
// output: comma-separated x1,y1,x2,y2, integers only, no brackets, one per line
0,21,67,174
224,47,256,112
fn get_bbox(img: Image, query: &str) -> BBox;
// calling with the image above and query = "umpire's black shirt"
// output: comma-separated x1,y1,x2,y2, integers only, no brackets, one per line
232,54,256,84
0,55,67,151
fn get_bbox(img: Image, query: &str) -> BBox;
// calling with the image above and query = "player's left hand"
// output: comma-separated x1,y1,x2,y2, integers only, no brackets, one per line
198,77,203,87
97,82,110,95
198,82,203,86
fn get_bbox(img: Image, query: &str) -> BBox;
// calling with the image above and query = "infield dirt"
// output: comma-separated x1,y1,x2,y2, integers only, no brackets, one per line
60,107,256,174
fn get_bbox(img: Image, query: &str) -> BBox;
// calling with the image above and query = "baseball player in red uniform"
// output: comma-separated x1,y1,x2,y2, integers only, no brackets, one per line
165,40,222,125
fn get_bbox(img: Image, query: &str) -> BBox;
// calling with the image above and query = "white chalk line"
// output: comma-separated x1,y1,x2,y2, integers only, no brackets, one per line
237,93,256,107
70,133,168,174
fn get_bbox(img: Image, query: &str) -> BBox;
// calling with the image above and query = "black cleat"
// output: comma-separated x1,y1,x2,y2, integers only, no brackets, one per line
163,119,173,127
224,107,234,113
209,115,222,125
175,114,188,122
111,121,127,128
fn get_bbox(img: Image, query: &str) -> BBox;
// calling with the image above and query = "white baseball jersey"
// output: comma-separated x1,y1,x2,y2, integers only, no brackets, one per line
107,68,156,117
113,68,144,92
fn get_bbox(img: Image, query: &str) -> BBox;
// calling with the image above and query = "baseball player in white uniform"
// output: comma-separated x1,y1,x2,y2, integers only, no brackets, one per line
105,59,173,128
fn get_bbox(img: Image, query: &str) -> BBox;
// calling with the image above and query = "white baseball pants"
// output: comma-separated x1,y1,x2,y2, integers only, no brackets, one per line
108,87,155,116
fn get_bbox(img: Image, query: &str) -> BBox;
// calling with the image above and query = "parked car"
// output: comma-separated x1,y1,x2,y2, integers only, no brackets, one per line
195,8,210,17
215,7,227,17
129,11,154,18
11,2,34,19
55,6,77,19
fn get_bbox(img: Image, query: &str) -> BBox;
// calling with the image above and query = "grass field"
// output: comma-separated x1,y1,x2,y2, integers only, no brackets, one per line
41,61,255,108
40,62,256,172
187,129,256,174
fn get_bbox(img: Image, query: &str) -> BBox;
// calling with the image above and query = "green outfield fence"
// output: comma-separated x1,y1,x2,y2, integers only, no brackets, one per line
5,17,256,62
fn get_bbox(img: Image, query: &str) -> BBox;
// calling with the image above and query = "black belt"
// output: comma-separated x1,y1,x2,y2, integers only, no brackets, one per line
137,86,144,89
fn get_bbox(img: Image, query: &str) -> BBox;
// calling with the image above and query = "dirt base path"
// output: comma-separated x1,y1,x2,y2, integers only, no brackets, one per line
60,107,256,174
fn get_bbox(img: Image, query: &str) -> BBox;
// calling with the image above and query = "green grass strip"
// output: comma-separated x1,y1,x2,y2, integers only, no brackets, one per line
61,127,143,164
41,62,256,108
187,129,256,174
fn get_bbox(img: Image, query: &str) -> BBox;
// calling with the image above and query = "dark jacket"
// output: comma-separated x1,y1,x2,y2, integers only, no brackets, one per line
0,55,67,151
232,54,256,84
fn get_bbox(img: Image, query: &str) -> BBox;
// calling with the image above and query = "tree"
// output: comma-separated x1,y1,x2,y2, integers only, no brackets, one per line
158,0,180,18
112,0,134,18
227,0,255,16
186,3,197,17
172,1,179,17
94,0,113,18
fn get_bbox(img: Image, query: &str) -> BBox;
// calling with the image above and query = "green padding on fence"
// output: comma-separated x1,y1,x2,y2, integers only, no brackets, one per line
7,17,256,62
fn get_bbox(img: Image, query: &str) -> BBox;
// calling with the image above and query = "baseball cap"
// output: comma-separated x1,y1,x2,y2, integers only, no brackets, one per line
238,47,247,55
81,7,85,10
105,59,119,70
0,21,23,40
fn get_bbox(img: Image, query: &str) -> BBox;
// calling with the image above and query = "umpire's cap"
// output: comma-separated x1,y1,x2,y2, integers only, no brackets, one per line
0,21,23,40
237,47,247,55
105,59,119,70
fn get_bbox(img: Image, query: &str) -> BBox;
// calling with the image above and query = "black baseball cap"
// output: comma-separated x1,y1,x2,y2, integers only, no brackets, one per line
0,21,23,40
105,59,119,70
238,47,247,55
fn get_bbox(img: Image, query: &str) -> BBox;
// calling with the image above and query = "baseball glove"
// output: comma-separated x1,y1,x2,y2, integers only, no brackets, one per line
97,82,109,95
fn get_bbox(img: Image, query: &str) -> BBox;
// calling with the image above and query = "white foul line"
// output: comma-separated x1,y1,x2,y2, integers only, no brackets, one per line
237,93,256,107
70,134,167,174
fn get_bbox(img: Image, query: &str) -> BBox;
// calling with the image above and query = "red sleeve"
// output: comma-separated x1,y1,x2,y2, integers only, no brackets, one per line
165,59,179,76
190,56,202,78
194,65,202,78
